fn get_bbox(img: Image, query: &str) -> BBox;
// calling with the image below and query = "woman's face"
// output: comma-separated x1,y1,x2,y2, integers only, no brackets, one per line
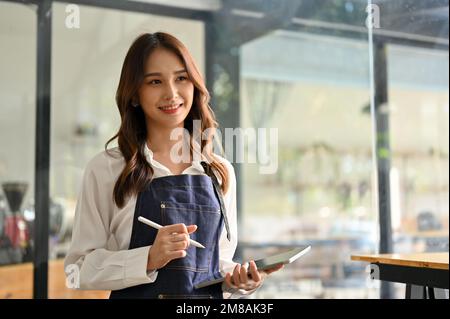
137,47,194,129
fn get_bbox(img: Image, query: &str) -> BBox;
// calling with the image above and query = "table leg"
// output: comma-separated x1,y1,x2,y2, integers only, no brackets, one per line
406,285,448,299
406,284,425,299
427,287,434,299
432,288,449,299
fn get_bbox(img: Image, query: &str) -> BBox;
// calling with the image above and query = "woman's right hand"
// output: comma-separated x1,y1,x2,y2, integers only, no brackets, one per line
147,223,197,271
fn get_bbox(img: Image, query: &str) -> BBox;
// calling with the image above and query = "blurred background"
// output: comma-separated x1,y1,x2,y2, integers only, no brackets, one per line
0,0,448,299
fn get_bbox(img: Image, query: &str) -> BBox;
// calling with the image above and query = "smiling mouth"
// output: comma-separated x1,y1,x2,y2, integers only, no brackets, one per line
158,103,183,111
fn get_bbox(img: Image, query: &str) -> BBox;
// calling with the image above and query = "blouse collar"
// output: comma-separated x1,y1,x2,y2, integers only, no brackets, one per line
143,141,206,174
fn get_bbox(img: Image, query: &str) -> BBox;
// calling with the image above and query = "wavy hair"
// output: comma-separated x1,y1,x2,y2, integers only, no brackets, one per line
106,32,229,208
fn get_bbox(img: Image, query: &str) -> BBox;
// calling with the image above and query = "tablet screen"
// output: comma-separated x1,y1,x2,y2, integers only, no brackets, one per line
254,246,311,270
194,245,311,289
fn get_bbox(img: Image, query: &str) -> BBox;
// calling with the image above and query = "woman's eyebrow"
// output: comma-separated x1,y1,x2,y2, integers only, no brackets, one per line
144,69,187,77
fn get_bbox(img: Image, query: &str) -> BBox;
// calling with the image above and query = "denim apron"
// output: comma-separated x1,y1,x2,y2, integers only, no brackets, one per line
109,162,231,299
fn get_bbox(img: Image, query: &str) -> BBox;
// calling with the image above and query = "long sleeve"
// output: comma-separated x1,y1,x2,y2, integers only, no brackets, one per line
218,159,259,298
64,153,157,291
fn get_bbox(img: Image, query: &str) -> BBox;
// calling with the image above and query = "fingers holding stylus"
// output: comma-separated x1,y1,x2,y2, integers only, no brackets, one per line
147,223,197,271
170,233,190,243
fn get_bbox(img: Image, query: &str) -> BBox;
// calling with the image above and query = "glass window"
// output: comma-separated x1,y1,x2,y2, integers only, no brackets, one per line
49,2,205,298
372,0,449,298
0,1,36,298
240,30,377,298
388,45,449,256
1,0,447,300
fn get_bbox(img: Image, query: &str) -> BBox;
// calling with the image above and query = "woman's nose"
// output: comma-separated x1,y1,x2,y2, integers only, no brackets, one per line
163,83,178,100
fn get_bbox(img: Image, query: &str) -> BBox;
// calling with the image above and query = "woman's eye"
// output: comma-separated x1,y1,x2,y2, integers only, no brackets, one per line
177,76,188,81
148,79,161,85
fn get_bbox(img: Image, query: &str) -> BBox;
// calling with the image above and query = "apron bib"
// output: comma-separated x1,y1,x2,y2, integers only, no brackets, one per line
110,162,230,299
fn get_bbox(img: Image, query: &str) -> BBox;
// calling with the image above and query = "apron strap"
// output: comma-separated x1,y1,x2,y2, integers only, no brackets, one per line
200,161,231,241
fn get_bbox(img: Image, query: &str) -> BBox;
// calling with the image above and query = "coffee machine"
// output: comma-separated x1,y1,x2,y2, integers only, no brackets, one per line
0,182,31,265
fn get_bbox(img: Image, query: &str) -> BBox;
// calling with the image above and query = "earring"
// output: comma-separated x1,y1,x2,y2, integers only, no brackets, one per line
132,102,139,107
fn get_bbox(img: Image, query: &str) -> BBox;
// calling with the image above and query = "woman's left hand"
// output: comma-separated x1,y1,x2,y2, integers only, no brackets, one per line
224,260,284,291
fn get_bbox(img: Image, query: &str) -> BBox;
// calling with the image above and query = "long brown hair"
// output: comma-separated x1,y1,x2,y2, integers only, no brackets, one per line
106,32,229,208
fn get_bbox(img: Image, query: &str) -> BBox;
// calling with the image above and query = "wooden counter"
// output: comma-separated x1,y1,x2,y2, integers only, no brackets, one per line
351,252,449,270
351,252,449,298
0,259,110,299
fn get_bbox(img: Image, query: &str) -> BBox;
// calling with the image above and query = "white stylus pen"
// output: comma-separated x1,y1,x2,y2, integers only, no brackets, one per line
138,216,206,249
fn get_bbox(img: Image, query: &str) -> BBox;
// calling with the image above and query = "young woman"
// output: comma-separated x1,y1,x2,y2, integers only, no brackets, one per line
64,32,282,299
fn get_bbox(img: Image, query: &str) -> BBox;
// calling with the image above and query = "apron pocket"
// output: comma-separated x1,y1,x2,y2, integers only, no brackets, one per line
160,201,221,272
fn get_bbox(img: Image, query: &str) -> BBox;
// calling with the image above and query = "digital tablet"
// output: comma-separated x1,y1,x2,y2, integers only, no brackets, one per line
194,246,311,289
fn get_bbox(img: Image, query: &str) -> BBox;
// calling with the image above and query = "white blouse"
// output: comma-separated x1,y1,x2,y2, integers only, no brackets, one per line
64,144,255,298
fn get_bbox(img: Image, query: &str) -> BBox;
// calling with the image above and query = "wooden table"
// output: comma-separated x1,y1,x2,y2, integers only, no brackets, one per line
0,259,110,299
351,252,449,299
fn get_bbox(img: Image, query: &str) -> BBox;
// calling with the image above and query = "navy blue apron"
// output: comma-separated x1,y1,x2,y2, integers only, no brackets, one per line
110,162,231,299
